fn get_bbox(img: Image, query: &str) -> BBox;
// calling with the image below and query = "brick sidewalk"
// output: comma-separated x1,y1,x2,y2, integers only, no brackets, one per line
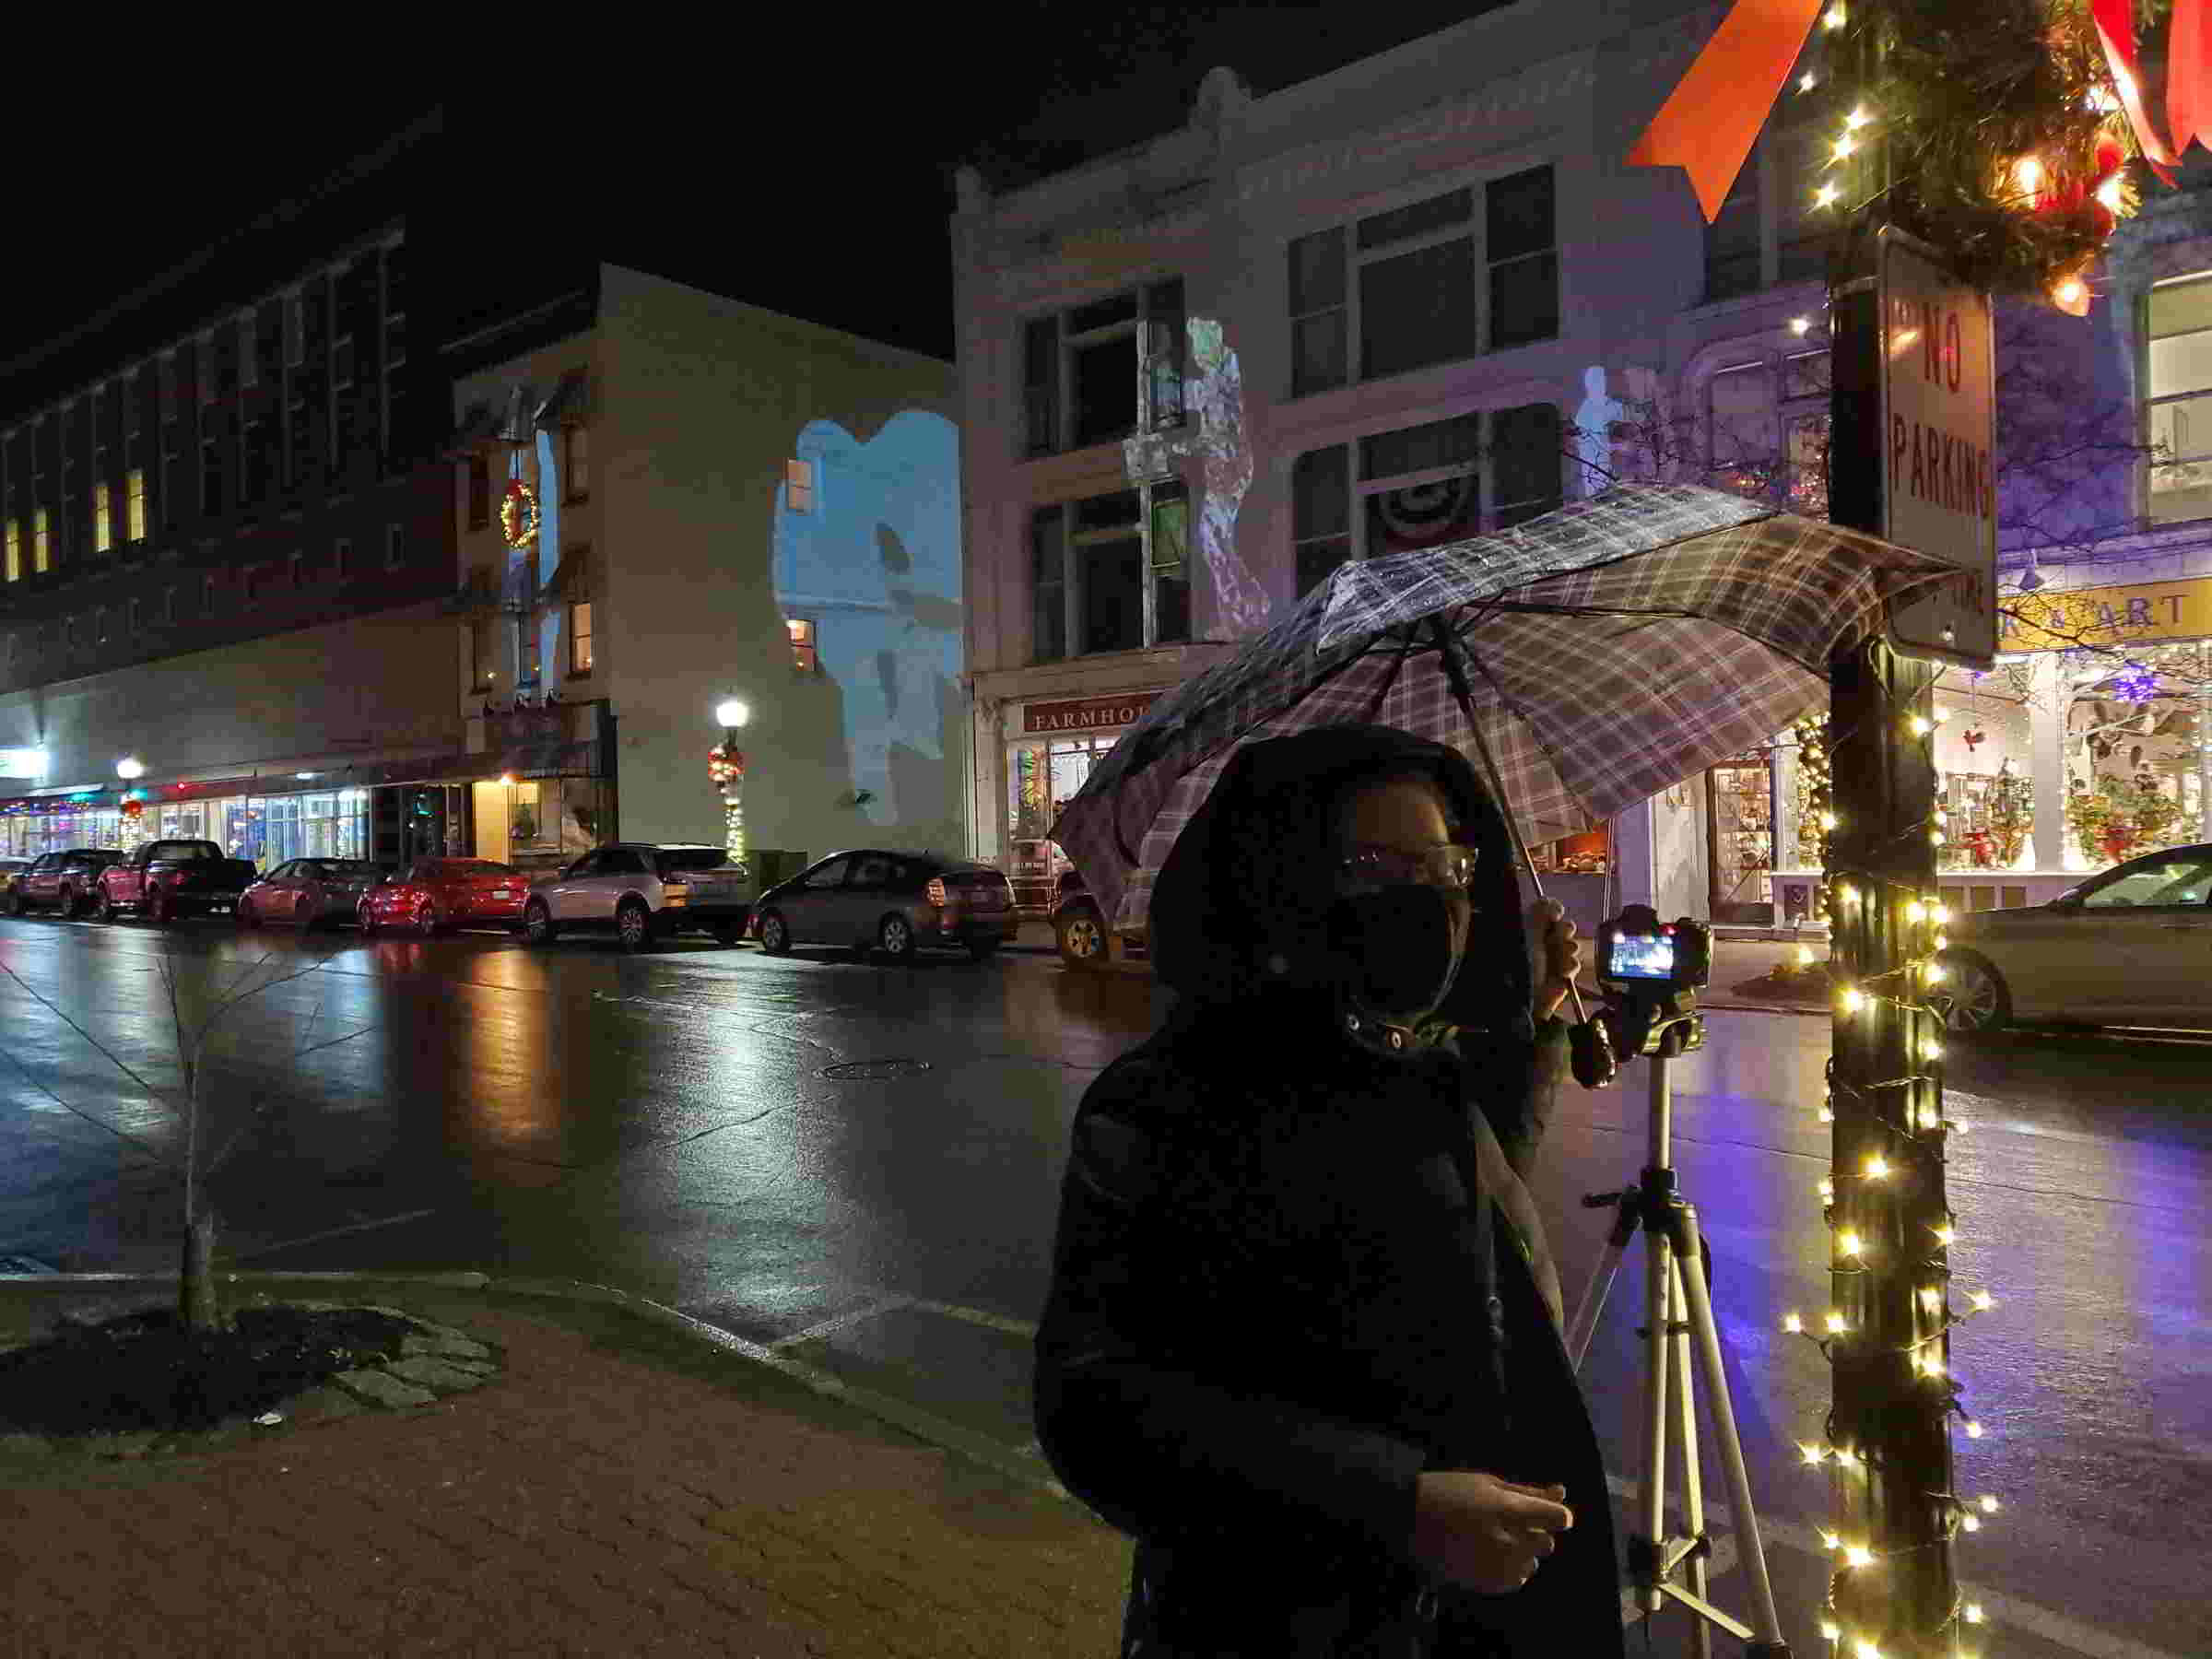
0,1286,1130,1657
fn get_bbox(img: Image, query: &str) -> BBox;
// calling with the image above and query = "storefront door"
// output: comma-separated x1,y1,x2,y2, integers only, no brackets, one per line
1708,753,1775,925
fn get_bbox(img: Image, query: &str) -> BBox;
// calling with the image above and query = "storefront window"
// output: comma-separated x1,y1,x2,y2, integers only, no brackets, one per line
1005,735,1119,911
2064,653,2203,868
1529,827,1610,876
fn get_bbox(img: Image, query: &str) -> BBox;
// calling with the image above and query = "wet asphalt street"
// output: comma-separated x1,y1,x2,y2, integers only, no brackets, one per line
0,911,2205,1659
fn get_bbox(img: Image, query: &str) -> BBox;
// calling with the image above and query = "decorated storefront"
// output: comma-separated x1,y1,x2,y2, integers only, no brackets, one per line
0,782,373,867
1001,689,1165,914
1766,576,2212,925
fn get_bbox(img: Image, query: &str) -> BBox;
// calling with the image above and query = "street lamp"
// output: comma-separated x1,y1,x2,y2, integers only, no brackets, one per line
712,699,751,874
115,756,145,781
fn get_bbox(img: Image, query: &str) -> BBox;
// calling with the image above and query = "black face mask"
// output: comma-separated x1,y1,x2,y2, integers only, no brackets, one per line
1327,884,1466,1021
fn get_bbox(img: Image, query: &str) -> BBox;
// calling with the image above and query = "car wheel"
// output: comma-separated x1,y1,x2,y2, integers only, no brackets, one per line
237,899,259,930
415,900,441,937
1057,909,1107,969
92,888,118,924
522,900,558,946
757,909,792,955
1933,951,2010,1036
616,900,655,954
876,914,915,963
57,887,80,919
3,889,21,917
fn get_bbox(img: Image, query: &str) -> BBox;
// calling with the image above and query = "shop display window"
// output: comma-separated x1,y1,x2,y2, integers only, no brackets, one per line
2063,654,2203,868
1005,735,1117,911
1529,827,1610,876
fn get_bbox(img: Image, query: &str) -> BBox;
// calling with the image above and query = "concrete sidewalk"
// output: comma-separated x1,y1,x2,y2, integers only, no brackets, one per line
0,1275,1129,1658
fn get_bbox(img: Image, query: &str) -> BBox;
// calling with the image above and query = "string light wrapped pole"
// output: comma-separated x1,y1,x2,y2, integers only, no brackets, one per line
1816,10,1971,1654
712,699,750,878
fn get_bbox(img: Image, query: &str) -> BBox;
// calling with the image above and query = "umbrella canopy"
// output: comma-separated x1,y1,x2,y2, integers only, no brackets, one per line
1050,484,1959,938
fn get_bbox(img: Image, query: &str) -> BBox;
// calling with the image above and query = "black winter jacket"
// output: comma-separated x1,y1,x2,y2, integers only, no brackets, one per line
1033,725,1625,1658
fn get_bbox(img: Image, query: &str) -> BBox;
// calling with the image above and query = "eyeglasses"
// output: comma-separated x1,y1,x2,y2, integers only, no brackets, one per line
1338,841,1479,892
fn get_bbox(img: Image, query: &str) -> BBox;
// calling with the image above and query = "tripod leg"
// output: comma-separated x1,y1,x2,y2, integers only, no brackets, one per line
1671,1202,1790,1652
1669,1252,1713,1659
1565,1232,1631,1373
1634,1229,1672,1619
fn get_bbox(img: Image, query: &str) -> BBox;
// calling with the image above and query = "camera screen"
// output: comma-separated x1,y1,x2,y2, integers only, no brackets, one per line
1607,931,1676,981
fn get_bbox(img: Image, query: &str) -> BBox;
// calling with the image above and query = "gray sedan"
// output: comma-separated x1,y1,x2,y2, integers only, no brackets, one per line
1935,842,2212,1032
238,858,389,931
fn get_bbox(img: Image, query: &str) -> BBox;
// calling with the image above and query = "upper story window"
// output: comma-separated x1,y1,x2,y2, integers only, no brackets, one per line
1289,167,1558,400
569,600,594,675
1292,405,1562,599
199,334,219,403
786,616,818,673
1703,77,1841,303
1031,480,1189,662
240,314,258,389
4,521,18,582
2147,272,2212,524
784,457,813,513
126,468,147,543
465,455,491,529
1023,278,1185,457
1703,347,1830,517
31,507,50,573
92,482,112,554
565,425,589,502
285,293,304,367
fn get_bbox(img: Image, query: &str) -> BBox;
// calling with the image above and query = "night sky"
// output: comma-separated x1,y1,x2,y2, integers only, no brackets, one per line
1,6,1508,377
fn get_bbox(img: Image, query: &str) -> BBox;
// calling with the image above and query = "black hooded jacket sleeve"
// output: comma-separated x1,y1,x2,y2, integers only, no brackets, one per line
1032,1041,1432,1565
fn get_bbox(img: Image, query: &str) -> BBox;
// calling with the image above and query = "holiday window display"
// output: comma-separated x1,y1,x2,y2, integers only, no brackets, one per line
1937,759,2034,869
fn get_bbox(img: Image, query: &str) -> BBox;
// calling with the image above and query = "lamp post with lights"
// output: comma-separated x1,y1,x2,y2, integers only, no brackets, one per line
712,699,750,878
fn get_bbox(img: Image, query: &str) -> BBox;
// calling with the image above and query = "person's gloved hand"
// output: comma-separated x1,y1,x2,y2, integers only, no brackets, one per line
1531,899,1580,1021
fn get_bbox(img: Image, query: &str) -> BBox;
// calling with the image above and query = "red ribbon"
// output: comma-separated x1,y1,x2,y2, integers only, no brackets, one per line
2089,0,2206,185
1627,0,1829,222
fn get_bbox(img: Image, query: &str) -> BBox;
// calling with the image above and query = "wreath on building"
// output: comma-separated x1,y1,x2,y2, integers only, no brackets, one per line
500,479,540,548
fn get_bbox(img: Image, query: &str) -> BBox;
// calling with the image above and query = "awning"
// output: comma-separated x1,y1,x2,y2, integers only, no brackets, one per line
497,383,539,446
534,367,589,427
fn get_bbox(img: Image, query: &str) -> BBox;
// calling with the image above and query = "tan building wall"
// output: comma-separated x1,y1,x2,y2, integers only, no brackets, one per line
593,265,962,862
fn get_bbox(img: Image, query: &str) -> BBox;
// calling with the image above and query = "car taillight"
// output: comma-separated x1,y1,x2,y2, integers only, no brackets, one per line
926,877,947,905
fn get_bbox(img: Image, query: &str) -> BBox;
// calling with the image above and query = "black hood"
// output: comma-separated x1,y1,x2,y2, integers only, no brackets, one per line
1148,724,1535,1039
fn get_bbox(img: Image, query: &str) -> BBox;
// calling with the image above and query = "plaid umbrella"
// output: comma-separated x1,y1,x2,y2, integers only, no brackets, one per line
1050,483,1959,938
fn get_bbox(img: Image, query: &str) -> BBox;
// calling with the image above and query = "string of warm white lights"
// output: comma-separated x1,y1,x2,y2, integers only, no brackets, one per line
1777,655,2001,1658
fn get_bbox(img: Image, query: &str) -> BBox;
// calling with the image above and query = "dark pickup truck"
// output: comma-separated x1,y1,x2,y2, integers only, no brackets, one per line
93,839,259,924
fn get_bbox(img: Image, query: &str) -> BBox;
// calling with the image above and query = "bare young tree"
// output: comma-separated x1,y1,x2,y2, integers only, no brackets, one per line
1,932,360,1333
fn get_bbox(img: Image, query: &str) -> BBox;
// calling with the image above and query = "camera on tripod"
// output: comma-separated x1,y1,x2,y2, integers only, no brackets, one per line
1594,904,1710,1061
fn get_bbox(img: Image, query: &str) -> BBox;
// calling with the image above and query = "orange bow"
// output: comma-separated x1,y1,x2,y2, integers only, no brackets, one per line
1627,0,1829,221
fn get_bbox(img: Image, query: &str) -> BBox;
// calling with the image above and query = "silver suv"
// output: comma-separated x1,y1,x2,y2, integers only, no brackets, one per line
519,843,752,953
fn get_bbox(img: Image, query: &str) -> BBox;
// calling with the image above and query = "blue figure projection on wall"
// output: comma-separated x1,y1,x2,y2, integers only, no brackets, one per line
771,411,961,828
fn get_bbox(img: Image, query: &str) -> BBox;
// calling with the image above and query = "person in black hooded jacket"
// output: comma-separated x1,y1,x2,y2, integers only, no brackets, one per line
1033,724,1624,1659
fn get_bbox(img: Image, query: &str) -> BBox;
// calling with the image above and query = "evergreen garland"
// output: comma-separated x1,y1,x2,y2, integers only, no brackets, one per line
1836,0,2143,298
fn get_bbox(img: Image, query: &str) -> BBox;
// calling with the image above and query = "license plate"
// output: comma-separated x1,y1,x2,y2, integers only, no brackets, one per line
494,889,516,899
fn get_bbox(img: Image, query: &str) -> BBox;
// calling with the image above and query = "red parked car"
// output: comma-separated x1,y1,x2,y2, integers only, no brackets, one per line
357,857,529,935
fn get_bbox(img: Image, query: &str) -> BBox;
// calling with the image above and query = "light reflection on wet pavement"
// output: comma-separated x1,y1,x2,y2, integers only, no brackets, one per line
0,914,2204,1657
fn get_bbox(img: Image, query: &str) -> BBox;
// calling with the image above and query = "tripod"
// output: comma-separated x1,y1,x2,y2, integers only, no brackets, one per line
1562,995,1792,1659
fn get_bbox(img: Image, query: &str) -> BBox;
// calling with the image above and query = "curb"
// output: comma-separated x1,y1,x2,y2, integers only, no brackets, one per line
0,1268,1077,1511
